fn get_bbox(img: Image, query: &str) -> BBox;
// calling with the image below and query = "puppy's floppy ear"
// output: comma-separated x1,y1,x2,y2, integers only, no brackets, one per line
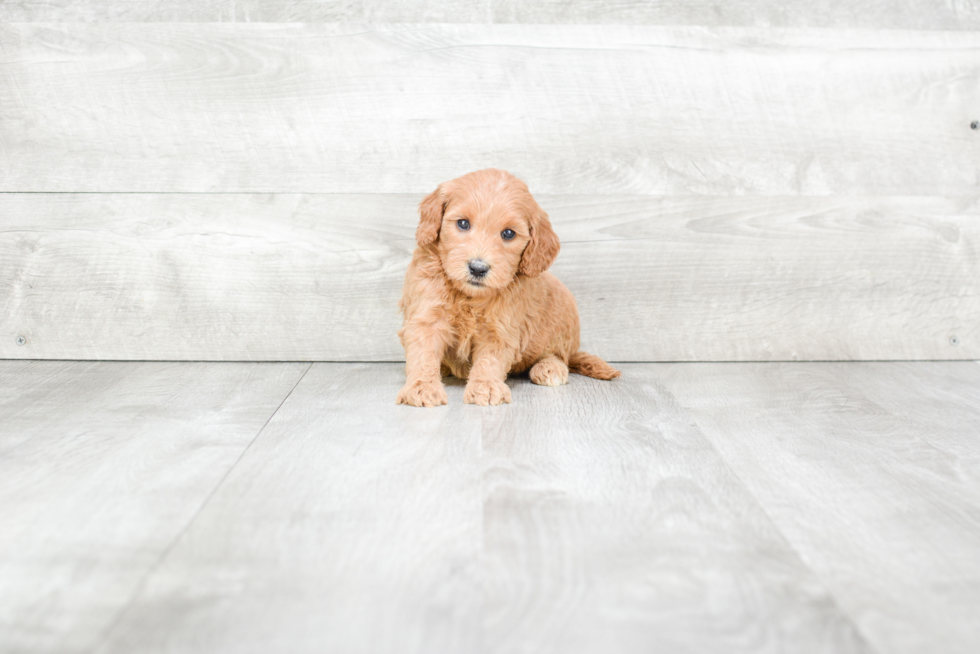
417,184,446,246
519,201,560,277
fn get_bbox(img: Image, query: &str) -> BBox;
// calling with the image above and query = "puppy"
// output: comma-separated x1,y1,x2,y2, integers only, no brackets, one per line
397,168,620,407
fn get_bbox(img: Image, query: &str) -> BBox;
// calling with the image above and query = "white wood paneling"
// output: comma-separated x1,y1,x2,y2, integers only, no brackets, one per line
95,363,868,653
0,360,309,654
2,1,979,29
1,24,977,195
657,361,980,654
1,193,976,361
491,0,980,29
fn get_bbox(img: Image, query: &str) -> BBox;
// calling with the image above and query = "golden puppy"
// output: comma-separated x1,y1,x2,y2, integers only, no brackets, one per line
397,168,620,407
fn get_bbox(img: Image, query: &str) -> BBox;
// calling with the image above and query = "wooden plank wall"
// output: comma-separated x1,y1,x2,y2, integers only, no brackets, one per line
1,6,978,361
3,2,980,28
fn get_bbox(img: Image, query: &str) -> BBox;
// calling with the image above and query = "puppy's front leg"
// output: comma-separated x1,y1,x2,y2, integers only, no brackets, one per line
397,322,449,407
464,342,512,406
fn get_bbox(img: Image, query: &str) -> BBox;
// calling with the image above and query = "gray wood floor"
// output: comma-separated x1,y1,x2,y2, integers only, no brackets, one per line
1,360,978,654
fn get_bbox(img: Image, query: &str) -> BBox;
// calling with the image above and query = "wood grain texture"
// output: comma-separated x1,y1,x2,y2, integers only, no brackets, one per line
491,0,980,29
657,361,980,654
0,360,309,654
2,0,979,29
2,193,976,361
2,24,978,195
94,363,485,654
480,367,869,653
4,361,979,651
94,362,868,654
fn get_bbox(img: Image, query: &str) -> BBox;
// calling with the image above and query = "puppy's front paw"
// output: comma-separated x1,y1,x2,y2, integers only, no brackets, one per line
397,379,447,407
464,379,511,406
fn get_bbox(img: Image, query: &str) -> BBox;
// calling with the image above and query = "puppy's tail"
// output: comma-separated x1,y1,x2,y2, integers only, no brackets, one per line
568,351,621,380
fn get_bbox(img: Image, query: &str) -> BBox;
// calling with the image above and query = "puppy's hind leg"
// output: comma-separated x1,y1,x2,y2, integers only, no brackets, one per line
568,351,621,380
529,355,569,387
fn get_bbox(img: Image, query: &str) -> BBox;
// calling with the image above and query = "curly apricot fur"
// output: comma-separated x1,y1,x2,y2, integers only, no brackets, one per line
397,169,620,407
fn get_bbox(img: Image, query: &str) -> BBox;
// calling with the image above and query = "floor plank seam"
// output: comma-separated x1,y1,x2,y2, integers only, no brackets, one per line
84,362,314,654
666,396,883,654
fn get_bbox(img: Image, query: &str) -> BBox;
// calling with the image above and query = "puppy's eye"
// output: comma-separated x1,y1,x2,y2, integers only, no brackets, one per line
457,219,470,231
501,228,516,240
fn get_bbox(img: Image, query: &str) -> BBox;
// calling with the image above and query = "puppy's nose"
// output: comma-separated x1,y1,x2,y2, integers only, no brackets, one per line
468,259,490,278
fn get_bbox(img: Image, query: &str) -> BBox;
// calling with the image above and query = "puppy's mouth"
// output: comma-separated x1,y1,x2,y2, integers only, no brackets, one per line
463,275,494,291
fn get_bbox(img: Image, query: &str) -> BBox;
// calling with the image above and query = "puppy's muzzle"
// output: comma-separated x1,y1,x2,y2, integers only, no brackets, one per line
468,259,490,279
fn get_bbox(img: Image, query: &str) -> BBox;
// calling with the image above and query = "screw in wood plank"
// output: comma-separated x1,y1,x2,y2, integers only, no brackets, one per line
950,336,960,346
972,121,979,130
15,336,26,346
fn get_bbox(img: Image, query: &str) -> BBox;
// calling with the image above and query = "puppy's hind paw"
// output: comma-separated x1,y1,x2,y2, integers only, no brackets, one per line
397,379,448,407
529,358,569,387
463,379,512,406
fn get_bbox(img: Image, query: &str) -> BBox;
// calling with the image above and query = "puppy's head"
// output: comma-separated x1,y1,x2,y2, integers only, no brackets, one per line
416,169,559,297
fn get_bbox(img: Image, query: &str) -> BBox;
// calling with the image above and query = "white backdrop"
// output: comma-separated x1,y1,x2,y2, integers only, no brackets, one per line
1,5,978,360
